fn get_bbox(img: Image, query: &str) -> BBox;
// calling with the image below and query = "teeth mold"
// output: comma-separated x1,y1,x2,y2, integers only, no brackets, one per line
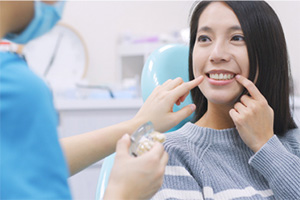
129,121,166,157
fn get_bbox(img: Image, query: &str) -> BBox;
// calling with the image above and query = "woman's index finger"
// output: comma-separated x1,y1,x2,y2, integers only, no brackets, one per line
184,75,204,90
235,75,264,100
172,75,204,99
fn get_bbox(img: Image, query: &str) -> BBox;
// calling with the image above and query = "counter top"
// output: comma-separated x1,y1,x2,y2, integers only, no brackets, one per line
54,96,300,111
54,98,143,111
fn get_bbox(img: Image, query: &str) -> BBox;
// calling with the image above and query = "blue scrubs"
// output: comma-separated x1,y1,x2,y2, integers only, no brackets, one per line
0,52,71,199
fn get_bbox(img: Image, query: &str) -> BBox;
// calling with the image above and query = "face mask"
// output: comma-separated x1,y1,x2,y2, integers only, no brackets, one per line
4,0,65,44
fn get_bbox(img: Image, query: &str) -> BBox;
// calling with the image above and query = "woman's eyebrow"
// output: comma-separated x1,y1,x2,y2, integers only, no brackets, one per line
228,25,242,32
197,25,242,33
197,26,212,33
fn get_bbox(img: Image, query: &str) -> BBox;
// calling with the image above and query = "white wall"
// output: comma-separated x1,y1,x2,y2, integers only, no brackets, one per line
61,1,194,84
61,1,300,95
267,1,300,95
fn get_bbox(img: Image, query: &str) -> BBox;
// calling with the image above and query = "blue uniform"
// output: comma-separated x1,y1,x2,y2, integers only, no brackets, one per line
0,52,71,199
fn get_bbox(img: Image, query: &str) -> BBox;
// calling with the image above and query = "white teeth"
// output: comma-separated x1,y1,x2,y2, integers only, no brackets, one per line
209,73,234,80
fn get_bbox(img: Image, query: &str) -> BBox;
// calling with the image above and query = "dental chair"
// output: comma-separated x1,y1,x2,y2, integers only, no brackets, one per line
95,44,193,200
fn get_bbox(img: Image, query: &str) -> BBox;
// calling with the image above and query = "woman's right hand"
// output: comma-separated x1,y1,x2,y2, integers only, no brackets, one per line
104,134,168,200
134,76,204,133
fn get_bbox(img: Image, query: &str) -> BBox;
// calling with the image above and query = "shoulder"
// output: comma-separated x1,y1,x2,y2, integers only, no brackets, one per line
163,124,193,165
0,53,54,114
164,123,197,151
279,128,300,144
278,128,300,154
0,53,71,198
164,130,189,159
0,52,59,149
0,53,50,95
163,123,210,164
0,52,59,139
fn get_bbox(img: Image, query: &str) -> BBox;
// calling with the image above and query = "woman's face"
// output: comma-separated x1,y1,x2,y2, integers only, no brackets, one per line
193,2,249,106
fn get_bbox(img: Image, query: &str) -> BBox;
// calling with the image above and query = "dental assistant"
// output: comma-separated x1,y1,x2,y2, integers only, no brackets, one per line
0,1,203,199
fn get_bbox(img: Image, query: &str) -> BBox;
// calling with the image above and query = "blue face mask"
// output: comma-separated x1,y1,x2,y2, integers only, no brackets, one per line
4,0,65,44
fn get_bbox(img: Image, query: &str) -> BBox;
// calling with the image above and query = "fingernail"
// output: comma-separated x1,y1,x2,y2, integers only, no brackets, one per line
236,75,241,79
190,104,196,111
122,134,129,139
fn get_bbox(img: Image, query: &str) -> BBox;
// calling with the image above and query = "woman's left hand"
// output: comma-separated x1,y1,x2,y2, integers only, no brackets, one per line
229,75,274,152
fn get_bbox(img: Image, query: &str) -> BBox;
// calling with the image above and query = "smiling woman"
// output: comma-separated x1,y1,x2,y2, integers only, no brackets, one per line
152,1,300,199
192,1,250,123
190,1,295,135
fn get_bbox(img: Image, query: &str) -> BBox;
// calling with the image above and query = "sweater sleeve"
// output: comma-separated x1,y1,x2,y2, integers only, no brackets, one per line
249,134,300,199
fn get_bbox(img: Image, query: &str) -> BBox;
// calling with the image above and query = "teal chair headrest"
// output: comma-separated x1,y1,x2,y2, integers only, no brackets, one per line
141,44,193,132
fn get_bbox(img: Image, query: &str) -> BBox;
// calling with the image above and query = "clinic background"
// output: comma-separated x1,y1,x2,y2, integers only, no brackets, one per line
9,1,299,199
61,1,300,95
62,2,300,199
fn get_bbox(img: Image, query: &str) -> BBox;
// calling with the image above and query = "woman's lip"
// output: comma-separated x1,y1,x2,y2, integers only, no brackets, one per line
206,76,235,86
206,70,236,75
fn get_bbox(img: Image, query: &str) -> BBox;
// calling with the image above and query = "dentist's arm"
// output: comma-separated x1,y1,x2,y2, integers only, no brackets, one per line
60,76,204,176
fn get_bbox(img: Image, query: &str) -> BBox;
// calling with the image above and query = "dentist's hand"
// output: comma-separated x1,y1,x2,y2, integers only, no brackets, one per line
134,76,204,132
229,75,274,152
104,134,168,200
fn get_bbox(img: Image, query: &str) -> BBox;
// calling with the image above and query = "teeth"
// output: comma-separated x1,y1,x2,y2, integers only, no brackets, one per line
209,73,234,80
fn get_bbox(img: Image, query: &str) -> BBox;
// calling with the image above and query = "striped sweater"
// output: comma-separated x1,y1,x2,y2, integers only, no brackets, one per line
152,122,300,200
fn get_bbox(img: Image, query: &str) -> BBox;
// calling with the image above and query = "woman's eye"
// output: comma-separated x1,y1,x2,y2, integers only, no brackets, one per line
232,35,244,41
198,35,211,42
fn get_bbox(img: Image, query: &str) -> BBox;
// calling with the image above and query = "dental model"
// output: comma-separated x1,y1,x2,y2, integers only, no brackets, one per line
135,131,166,156
129,122,166,157
150,131,166,143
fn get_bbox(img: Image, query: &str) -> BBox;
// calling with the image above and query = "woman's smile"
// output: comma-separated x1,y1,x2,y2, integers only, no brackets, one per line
205,70,236,86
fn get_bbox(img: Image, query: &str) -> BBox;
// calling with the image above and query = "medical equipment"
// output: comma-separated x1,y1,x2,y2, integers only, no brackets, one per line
21,22,89,90
129,121,165,157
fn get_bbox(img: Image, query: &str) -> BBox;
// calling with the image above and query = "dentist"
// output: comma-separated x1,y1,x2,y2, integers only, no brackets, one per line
0,1,203,199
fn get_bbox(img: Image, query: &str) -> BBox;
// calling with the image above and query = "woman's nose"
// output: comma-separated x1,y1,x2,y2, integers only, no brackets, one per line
209,42,231,63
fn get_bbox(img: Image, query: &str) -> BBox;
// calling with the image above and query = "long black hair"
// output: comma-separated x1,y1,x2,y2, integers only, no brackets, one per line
189,1,297,135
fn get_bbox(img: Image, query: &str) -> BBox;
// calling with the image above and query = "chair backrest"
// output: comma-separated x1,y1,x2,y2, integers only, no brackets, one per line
95,44,191,200
141,44,193,131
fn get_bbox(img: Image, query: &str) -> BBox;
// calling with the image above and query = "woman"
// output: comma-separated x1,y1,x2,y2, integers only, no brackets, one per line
0,1,203,199
152,1,300,199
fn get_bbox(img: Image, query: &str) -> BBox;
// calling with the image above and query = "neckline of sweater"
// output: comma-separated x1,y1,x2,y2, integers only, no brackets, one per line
177,122,244,145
